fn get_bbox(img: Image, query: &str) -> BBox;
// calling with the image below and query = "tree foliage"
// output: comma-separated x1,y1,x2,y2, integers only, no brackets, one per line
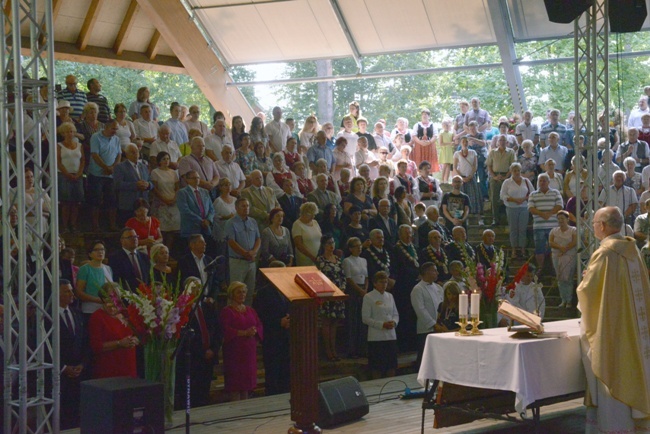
50,61,214,122
271,32,650,128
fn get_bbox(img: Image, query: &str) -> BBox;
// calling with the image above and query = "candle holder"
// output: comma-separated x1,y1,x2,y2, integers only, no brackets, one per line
469,315,483,335
455,316,470,336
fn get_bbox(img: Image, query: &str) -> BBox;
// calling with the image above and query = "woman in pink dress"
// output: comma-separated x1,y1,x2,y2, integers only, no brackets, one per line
220,281,264,401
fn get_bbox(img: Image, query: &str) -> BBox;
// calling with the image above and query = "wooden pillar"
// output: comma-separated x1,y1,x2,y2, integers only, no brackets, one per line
288,300,321,433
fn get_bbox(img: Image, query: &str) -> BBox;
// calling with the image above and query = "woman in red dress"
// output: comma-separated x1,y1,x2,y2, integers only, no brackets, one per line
125,198,163,254
89,283,139,379
220,282,263,401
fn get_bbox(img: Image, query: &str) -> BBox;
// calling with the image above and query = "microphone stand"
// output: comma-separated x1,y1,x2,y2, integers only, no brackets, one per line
172,264,220,434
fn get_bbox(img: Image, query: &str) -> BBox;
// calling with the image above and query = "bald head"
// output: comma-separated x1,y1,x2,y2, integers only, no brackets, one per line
594,206,623,240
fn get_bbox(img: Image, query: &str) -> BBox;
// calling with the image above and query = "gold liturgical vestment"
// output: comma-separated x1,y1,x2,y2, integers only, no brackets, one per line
577,234,650,419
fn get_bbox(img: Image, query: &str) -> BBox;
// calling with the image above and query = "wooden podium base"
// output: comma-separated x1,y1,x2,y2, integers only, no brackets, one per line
260,266,347,434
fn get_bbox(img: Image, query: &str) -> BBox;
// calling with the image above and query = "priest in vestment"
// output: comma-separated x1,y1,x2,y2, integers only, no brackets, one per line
577,206,650,433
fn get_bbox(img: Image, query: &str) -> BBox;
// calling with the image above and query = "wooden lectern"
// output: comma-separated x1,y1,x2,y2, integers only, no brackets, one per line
260,266,347,434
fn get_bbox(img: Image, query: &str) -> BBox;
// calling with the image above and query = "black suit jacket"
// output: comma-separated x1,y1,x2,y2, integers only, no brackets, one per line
417,220,450,249
108,249,151,292
177,253,218,298
368,215,398,246
278,193,302,229
60,307,90,369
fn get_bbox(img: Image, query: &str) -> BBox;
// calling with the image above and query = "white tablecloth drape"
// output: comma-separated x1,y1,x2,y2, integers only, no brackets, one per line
417,319,585,413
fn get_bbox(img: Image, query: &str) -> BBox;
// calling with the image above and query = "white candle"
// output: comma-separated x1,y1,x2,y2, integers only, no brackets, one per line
459,293,468,318
471,291,481,316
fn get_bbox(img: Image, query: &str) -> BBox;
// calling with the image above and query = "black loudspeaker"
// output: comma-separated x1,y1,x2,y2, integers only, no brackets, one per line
610,0,648,33
318,376,369,427
544,0,593,23
80,377,164,434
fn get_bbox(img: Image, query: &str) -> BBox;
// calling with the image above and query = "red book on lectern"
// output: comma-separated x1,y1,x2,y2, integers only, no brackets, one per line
295,272,335,298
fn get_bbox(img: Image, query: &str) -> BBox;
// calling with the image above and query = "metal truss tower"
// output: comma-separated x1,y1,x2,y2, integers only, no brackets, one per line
574,0,609,282
1,0,59,432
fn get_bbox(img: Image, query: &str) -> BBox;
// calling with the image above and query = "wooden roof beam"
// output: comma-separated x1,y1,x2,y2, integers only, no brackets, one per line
113,0,139,55
21,37,186,74
146,30,161,61
136,0,254,120
77,0,104,51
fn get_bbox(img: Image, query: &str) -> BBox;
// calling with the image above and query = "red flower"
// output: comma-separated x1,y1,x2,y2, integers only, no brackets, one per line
506,262,529,292
127,304,147,336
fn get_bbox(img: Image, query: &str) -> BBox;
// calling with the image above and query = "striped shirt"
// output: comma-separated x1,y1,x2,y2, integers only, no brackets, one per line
528,188,564,229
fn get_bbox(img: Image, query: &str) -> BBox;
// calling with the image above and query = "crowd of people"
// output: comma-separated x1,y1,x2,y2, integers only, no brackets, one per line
4,73,650,429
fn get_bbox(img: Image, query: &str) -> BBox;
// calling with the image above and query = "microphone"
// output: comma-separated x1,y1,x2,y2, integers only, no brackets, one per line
204,255,226,273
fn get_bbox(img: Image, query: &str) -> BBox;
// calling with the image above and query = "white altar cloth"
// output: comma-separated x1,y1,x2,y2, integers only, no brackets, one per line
417,319,585,413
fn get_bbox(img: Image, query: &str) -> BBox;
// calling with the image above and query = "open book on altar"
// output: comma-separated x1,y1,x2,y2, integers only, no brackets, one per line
498,300,544,333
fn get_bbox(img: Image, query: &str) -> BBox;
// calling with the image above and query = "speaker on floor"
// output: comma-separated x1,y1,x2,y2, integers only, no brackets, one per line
544,0,593,24
610,0,647,33
80,377,164,434
318,376,369,427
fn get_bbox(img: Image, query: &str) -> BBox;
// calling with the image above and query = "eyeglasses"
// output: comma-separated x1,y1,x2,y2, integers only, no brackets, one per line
92,248,105,252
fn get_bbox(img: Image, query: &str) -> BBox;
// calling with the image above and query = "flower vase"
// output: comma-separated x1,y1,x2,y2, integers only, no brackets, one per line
480,299,499,329
144,338,177,428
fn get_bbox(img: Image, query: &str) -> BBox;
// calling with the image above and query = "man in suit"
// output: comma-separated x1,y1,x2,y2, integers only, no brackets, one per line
177,234,220,299
177,170,215,245
417,205,450,248
113,143,153,226
108,227,151,292
59,279,90,429
306,173,341,219
241,170,279,232
175,278,222,408
277,177,302,229
369,198,398,247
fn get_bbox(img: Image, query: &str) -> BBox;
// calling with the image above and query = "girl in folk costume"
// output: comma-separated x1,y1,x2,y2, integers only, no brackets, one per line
283,137,301,169
391,117,412,147
412,109,439,170
392,160,420,204
266,152,301,199
292,161,315,197
438,119,455,183
417,160,443,209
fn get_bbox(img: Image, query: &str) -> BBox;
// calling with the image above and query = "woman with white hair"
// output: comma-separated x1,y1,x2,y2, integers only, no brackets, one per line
391,117,412,144
623,156,643,198
292,202,322,266
75,102,103,164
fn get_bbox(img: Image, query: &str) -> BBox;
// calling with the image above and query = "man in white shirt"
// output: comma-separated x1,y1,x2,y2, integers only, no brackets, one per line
515,110,540,146
410,263,444,368
616,127,649,171
628,96,649,128
265,106,291,153
599,170,639,226
205,119,233,162
133,104,159,160
149,124,181,169
216,146,246,197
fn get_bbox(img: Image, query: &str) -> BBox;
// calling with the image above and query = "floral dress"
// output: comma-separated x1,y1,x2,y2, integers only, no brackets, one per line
316,255,346,319
236,148,257,176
